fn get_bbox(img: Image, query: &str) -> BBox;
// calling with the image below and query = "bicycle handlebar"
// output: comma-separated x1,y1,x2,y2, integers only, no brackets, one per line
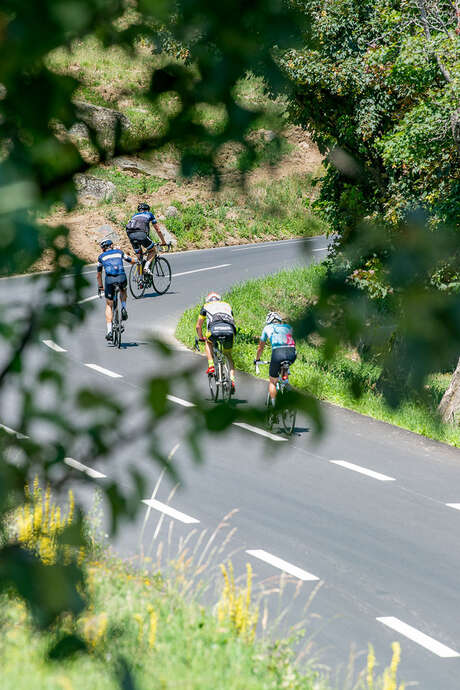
254,359,269,375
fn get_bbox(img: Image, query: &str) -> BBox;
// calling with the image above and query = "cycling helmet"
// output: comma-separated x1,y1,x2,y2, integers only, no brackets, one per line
100,238,113,249
266,311,282,325
137,203,150,212
206,292,221,303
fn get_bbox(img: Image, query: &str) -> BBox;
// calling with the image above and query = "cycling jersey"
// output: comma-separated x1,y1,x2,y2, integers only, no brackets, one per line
126,211,157,234
97,248,132,276
260,323,295,349
199,300,235,331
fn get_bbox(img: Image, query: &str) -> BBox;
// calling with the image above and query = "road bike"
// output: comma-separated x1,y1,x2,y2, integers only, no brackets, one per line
254,359,297,434
195,337,232,402
128,243,172,299
111,284,124,349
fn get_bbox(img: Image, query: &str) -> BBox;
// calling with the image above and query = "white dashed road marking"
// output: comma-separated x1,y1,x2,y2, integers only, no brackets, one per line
0,423,29,439
78,295,99,304
377,617,460,658
64,457,107,479
446,503,460,511
312,247,329,252
330,460,395,482
247,549,319,581
172,263,231,278
42,339,67,352
232,421,288,442
84,363,123,378
167,394,195,408
142,498,199,524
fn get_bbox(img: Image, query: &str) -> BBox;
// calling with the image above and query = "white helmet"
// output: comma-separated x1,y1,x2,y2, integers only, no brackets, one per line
266,311,282,325
206,292,221,302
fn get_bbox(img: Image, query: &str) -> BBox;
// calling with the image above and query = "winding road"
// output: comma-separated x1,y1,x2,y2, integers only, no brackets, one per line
3,237,460,689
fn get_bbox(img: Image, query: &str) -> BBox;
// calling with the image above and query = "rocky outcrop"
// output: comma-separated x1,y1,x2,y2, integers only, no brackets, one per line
74,174,116,202
72,101,131,152
114,156,179,180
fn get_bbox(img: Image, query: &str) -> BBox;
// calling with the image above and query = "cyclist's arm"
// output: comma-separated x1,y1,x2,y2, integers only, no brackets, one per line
96,264,103,292
255,339,266,361
256,327,268,360
196,311,206,340
122,252,134,264
152,221,166,245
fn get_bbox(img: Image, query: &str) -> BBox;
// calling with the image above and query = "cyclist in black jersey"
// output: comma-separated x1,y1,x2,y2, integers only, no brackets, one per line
125,202,166,275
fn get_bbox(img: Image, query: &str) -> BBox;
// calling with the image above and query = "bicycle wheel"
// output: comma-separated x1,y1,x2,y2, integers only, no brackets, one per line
208,368,218,401
116,298,122,349
221,358,231,402
265,392,277,430
151,256,172,294
129,263,146,299
281,406,296,435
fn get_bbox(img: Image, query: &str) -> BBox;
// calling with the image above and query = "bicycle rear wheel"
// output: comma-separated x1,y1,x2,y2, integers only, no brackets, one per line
208,371,218,401
280,387,296,434
152,256,171,294
265,392,277,431
281,407,296,434
221,358,231,401
129,263,146,299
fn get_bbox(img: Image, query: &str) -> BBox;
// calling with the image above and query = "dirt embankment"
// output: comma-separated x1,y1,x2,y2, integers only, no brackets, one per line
39,126,323,270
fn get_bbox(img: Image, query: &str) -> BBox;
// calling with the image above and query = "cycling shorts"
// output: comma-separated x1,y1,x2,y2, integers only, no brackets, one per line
105,274,127,300
269,346,296,378
206,321,235,351
127,231,154,254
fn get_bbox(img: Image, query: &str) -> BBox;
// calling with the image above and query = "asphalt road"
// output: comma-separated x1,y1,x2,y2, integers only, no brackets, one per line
3,236,460,689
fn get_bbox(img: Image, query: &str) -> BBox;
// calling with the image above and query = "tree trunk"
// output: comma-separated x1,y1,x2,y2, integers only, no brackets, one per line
438,357,460,423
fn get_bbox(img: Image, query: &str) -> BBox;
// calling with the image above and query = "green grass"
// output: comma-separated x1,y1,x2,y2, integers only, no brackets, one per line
0,555,322,690
88,167,166,201
176,264,460,447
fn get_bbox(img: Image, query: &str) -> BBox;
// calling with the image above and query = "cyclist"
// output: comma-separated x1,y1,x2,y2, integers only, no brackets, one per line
196,292,236,394
125,202,167,275
96,238,134,341
255,312,296,405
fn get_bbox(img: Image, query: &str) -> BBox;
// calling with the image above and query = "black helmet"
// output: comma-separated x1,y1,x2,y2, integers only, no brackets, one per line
138,203,150,212
100,238,113,249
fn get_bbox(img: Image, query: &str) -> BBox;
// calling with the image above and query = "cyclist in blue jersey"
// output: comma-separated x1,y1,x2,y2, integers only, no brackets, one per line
125,202,166,275
255,311,297,405
96,238,134,341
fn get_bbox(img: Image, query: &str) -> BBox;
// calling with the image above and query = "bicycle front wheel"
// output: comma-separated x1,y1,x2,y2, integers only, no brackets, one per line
152,257,172,295
129,263,146,299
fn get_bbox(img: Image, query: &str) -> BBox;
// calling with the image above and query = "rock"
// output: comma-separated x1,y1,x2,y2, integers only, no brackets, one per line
165,205,179,218
158,223,177,247
72,101,131,152
113,156,157,176
225,209,238,221
74,174,116,202
113,156,179,180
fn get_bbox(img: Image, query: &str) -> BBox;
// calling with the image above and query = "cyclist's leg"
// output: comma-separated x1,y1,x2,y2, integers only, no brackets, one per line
119,278,128,319
104,277,115,337
223,336,235,383
142,236,156,272
268,348,284,403
205,334,215,373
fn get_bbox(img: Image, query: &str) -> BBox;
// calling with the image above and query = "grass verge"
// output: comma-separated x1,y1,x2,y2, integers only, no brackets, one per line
175,264,460,447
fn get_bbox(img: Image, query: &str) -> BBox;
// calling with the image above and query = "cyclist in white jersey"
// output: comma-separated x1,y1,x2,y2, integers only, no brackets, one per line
255,311,297,405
